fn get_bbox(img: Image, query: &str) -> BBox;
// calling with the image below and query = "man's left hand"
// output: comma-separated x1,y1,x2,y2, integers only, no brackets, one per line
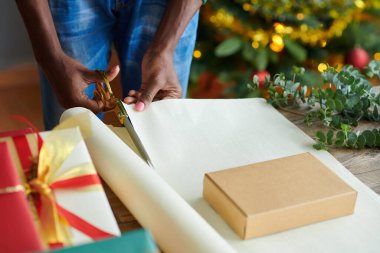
123,50,182,111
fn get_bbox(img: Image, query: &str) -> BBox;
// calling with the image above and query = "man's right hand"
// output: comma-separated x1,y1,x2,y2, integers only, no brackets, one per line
42,53,119,113
16,0,119,114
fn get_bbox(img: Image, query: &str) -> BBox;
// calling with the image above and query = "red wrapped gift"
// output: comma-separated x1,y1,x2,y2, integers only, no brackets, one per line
0,141,44,253
0,126,120,250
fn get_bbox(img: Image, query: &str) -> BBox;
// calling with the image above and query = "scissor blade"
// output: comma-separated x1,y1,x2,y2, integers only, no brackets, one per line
96,70,153,167
122,114,154,168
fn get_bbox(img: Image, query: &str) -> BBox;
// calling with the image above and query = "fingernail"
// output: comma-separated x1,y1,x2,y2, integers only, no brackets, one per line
135,102,145,112
109,65,119,74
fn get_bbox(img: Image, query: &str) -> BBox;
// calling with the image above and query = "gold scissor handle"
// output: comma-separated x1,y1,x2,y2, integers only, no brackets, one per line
93,70,118,112
94,70,128,126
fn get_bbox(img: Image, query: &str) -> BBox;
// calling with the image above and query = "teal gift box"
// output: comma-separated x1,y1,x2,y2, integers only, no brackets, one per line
50,229,159,253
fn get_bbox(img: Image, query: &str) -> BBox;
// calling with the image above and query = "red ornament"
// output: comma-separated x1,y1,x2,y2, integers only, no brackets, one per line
344,48,370,70
250,70,270,89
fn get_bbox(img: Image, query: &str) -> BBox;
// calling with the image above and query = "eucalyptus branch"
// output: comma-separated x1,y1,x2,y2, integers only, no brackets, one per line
313,127,380,150
247,60,380,150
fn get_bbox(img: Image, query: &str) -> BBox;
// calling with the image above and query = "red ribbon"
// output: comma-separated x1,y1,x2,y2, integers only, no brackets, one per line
50,175,101,189
34,174,114,243
56,204,114,240
13,135,34,175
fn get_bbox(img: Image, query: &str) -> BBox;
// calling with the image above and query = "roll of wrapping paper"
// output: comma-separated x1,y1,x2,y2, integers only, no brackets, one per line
59,108,236,253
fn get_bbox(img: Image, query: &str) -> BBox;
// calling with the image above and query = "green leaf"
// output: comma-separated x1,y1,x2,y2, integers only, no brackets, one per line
340,124,352,133
313,143,327,150
374,106,379,119
337,71,355,85
252,75,259,88
335,138,345,146
373,129,380,147
347,94,360,109
376,94,380,105
315,131,326,142
292,66,305,75
327,130,334,145
330,115,341,128
290,82,300,92
336,130,345,139
356,135,366,149
367,60,380,78
242,43,255,62
347,132,358,147
215,37,242,57
284,37,307,62
335,131,345,146
326,88,334,97
254,49,269,71
362,130,376,147
335,99,344,112
361,98,371,110
326,98,335,110
353,100,363,111
376,131,380,147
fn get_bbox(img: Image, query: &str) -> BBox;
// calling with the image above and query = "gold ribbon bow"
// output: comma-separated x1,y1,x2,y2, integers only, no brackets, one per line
25,128,100,246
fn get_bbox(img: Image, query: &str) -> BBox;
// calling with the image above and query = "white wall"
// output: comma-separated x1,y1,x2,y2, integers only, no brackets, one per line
0,1,35,69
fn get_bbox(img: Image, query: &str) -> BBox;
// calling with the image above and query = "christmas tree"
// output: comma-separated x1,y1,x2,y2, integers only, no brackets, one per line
190,0,380,98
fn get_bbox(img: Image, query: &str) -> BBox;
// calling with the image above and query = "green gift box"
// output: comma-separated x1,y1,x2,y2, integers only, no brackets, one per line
50,229,158,253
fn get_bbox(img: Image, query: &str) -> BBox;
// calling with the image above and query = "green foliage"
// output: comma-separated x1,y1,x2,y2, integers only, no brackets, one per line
247,60,380,150
313,127,380,150
214,37,242,57
284,37,307,62
366,60,380,79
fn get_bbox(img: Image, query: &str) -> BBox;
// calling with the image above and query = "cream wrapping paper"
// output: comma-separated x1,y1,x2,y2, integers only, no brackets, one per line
125,98,380,253
60,109,236,253
61,98,380,253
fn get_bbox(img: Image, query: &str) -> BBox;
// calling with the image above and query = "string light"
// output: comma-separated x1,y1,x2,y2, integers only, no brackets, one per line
296,13,305,20
374,52,380,61
270,35,284,52
355,0,365,9
274,23,286,33
318,63,328,73
243,3,252,11
193,50,202,59
207,1,372,47
251,41,260,49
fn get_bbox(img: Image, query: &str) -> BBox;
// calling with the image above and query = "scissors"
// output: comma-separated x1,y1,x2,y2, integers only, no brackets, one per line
94,70,154,168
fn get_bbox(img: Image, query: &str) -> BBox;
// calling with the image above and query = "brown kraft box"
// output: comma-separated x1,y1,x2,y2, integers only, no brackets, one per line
203,152,357,239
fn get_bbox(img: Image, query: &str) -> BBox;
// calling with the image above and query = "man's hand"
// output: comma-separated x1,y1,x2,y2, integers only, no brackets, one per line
123,51,181,111
123,0,202,112
43,53,119,113
16,0,119,113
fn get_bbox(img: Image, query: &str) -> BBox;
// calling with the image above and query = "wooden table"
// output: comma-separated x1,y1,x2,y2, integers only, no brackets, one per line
280,109,380,195
103,102,380,233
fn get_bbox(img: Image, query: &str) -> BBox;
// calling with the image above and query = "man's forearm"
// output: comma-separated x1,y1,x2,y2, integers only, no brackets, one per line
148,0,202,55
16,0,62,67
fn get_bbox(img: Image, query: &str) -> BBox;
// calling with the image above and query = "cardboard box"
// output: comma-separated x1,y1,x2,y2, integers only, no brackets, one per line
203,152,357,239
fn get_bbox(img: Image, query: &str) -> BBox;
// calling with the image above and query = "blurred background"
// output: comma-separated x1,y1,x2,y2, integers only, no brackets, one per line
0,1,41,131
1,0,380,131
189,0,380,98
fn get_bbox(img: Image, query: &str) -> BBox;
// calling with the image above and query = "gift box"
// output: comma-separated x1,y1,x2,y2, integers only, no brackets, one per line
0,127,120,250
0,141,44,253
203,152,357,239
50,229,159,253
